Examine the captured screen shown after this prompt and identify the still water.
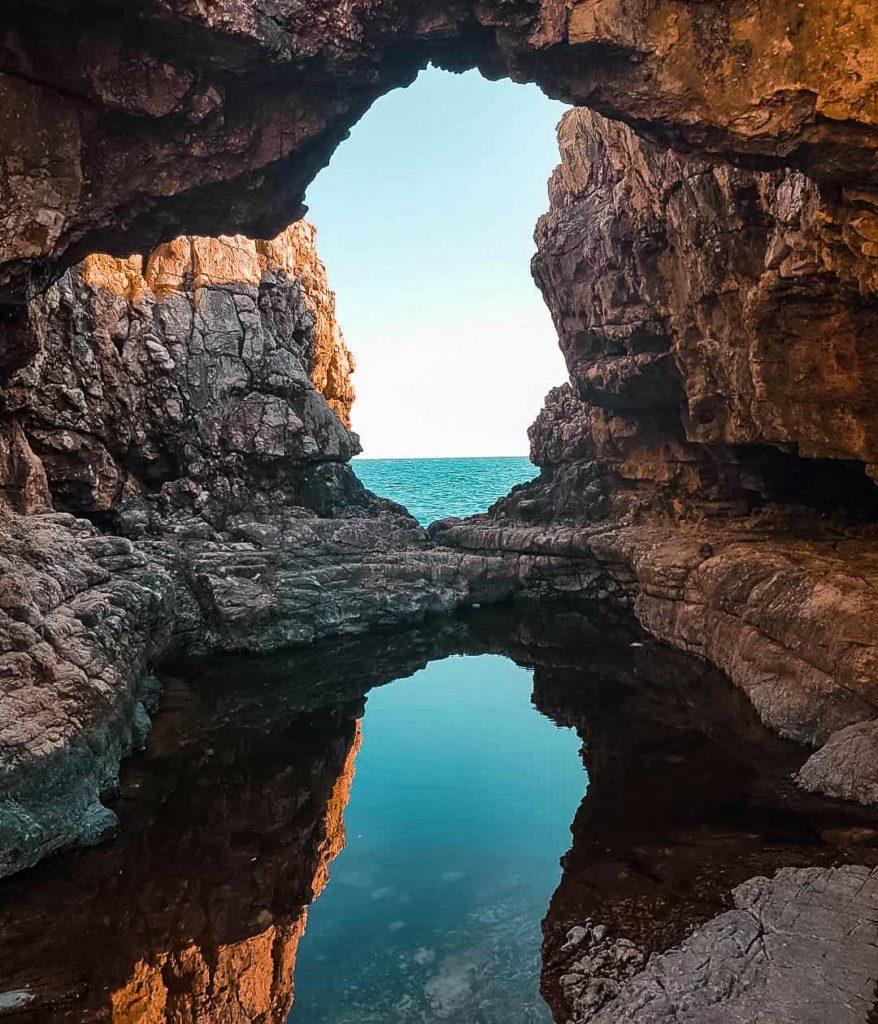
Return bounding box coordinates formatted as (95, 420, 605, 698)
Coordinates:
(291, 655, 585, 1023)
(353, 457, 539, 525)
(1, 603, 873, 1023)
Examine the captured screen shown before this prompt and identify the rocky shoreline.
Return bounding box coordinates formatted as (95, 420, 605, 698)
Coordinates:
(1, 603, 876, 1023)
(1, 3, 878, 1020)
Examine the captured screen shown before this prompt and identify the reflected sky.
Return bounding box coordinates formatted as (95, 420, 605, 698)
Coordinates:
(291, 654, 586, 1023)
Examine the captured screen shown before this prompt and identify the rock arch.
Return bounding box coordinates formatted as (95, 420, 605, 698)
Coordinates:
(2, 0, 878, 304)
(1, 0, 878, 893)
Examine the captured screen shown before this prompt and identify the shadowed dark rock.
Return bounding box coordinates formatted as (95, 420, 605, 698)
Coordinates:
(532, 604, 878, 1024)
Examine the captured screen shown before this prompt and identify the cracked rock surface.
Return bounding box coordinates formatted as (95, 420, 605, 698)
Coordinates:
(1, 30, 878, 1024)
(584, 866, 878, 1024)
(0, 224, 521, 877)
(0, 512, 173, 877)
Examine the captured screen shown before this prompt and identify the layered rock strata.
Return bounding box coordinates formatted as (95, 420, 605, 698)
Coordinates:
(0, 514, 173, 878)
(436, 106, 878, 810)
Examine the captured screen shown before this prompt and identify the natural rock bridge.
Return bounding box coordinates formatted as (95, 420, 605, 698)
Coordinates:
(1, 3, 878, 1022)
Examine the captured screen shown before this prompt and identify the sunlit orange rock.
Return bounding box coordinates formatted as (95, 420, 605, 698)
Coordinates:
(258, 223, 356, 429)
(77, 224, 355, 428)
(108, 721, 361, 1024)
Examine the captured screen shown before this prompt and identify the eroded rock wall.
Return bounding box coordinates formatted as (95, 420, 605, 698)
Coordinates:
(0, 514, 174, 878)
(3, 0, 878, 898)
(532, 108, 878, 499)
(0, 223, 358, 525)
(4, 0, 878, 308)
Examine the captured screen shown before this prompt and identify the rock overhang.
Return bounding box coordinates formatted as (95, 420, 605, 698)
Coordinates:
(3, 0, 878, 302)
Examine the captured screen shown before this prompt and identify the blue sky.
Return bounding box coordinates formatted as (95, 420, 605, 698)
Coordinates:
(304, 66, 568, 458)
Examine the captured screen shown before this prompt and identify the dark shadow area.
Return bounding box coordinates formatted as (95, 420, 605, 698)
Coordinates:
(537, 614, 878, 1019)
(733, 443, 878, 520)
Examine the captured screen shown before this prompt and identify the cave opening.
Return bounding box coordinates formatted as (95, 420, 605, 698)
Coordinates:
(2, 7, 878, 1024)
(6, 57, 877, 532)
(301, 65, 568, 521)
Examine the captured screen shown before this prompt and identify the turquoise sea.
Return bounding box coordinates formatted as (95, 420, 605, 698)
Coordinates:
(353, 456, 539, 526)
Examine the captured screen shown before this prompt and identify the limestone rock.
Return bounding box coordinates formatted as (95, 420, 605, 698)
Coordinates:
(798, 720, 878, 807)
(3, 0, 878, 909)
(257, 222, 355, 428)
(584, 865, 878, 1024)
(434, 518, 878, 749)
(0, 420, 51, 514)
(533, 108, 878, 484)
(0, 502, 524, 877)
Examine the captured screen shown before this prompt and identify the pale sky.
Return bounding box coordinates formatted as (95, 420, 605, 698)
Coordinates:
(304, 66, 569, 458)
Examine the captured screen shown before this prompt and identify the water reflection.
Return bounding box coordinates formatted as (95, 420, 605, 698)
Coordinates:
(0, 602, 876, 1024)
(0, 605, 591, 1022)
(291, 655, 584, 1022)
(0, 668, 365, 1023)
(533, 625, 878, 1021)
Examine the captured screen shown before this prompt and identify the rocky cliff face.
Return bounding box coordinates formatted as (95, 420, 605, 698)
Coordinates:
(0, 221, 367, 874)
(0, 223, 358, 524)
(3, 0, 878, 309)
(0, 223, 521, 878)
(434, 107, 878, 820)
(532, 108, 878, 503)
(459, 106, 878, 527)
